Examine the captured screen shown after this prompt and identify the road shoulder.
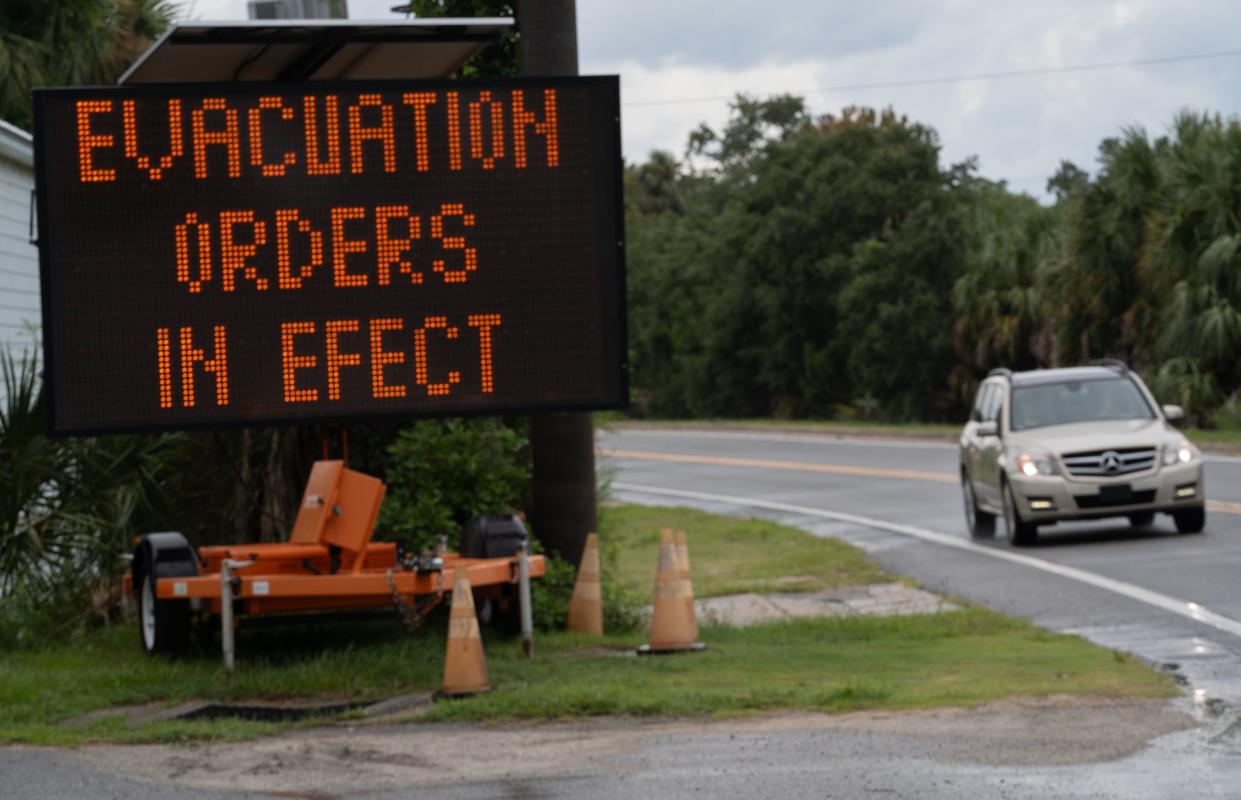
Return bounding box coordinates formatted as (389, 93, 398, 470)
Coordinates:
(54, 697, 1194, 794)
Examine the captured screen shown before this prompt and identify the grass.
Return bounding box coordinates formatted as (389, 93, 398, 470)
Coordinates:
(1183, 427, 1241, 450)
(423, 611, 1172, 722)
(0, 505, 1177, 745)
(601, 504, 888, 596)
(0, 620, 431, 745)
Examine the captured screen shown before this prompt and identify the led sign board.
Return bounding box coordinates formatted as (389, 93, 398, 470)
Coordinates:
(34, 76, 624, 435)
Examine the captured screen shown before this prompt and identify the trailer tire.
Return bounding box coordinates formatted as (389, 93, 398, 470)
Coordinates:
(139, 572, 192, 656)
(475, 589, 522, 636)
(132, 533, 199, 657)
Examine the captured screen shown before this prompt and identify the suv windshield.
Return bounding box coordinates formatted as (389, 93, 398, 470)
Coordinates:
(1010, 377, 1154, 431)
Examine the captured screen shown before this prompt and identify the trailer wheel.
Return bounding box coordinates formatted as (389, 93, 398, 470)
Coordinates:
(475, 589, 522, 636)
(132, 532, 199, 657)
(138, 572, 191, 656)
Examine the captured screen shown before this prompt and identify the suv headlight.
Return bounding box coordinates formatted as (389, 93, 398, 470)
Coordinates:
(1011, 447, 1059, 477)
(1162, 439, 1199, 466)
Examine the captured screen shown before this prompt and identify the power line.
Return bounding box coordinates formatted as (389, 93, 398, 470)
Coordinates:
(622, 48, 1241, 108)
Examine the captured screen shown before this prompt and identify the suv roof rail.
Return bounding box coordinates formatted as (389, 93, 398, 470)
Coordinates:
(987, 367, 1013, 380)
(1088, 358, 1129, 374)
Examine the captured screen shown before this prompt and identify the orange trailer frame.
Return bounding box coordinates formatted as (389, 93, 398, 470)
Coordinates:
(128, 460, 544, 667)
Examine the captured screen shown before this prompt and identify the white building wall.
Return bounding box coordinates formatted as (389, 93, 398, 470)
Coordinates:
(0, 122, 39, 357)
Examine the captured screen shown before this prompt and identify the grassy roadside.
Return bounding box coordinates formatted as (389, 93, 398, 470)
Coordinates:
(0, 505, 1176, 745)
(600, 504, 887, 597)
(599, 414, 1241, 452)
(1181, 427, 1241, 450)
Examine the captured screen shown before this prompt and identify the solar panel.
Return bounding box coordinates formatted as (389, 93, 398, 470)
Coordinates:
(119, 19, 513, 84)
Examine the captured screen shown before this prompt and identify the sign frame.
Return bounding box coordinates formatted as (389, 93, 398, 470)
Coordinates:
(33, 75, 628, 436)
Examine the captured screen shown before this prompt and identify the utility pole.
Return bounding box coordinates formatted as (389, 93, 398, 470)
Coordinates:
(519, 0, 597, 567)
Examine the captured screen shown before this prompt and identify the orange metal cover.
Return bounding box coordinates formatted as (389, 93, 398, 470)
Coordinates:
(320, 468, 386, 556)
(289, 460, 344, 544)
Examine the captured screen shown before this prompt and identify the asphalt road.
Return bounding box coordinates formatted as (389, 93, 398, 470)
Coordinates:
(599, 426, 1241, 706)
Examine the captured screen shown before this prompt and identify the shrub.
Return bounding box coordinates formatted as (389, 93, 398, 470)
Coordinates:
(1211, 394, 1241, 430)
(528, 541, 642, 634)
(378, 418, 530, 552)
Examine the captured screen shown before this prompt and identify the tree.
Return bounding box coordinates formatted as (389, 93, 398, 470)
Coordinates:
(403, 0, 519, 77)
(1144, 113, 1241, 421)
(628, 99, 972, 420)
(686, 93, 810, 174)
(950, 179, 1055, 402)
(1046, 160, 1088, 201)
(0, 0, 177, 130)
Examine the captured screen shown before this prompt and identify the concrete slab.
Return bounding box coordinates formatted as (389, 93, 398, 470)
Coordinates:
(692, 582, 956, 627)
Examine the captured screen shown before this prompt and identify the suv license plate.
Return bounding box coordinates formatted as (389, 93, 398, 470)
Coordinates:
(1099, 484, 1135, 504)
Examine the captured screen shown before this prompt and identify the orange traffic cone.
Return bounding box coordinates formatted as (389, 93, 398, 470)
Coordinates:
(675, 530, 698, 641)
(440, 565, 490, 697)
(566, 532, 603, 635)
(638, 528, 704, 654)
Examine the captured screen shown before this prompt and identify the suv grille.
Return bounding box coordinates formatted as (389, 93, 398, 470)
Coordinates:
(1075, 489, 1156, 509)
(1061, 447, 1157, 477)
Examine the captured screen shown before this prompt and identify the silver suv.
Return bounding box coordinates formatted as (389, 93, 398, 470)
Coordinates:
(960, 361, 1205, 545)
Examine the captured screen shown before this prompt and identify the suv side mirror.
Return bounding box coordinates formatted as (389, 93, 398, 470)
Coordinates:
(976, 420, 998, 437)
(1162, 404, 1185, 422)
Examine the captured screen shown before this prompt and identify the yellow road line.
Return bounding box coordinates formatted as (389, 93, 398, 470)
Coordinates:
(1207, 500, 1241, 515)
(604, 448, 1241, 516)
(602, 449, 958, 483)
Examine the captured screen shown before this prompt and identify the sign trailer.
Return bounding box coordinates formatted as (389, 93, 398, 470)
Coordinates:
(33, 74, 623, 662)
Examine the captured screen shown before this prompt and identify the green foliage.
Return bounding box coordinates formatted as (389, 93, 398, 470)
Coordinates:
(629, 101, 968, 420)
(528, 542, 642, 634)
(629, 99, 1241, 425)
(0, 348, 183, 644)
(379, 419, 530, 552)
(1210, 395, 1241, 431)
(403, 0, 518, 78)
(528, 551, 574, 630)
(0, 0, 178, 130)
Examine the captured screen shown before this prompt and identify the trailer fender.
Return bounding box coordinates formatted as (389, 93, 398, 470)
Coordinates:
(132, 532, 199, 589)
(460, 514, 529, 559)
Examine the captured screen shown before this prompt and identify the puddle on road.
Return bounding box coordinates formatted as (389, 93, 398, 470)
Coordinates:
(1067, 622, 1241, 760)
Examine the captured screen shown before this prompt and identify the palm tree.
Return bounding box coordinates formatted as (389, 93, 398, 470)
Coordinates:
(1046, 127, 1162, 367)
(0, 0, 178, 130)
(950, 179, 1054, 406)
(1145, 113, 1241, 421)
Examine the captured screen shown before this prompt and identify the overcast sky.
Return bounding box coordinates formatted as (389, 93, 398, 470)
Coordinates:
(183, 0, 1241, 199)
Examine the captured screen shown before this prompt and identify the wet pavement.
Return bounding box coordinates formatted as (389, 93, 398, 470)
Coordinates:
(4, 698, 1237, 799)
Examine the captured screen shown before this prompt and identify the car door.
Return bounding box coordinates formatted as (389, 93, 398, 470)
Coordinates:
(977, 383, 1006, 509)
(963, 383, 994, 500)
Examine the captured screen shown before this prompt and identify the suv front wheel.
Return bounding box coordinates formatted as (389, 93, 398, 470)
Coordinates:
(1173, 507, 1206, 534)
(1002, 481, 1039, 547)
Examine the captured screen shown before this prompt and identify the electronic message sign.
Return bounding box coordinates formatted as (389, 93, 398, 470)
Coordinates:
(33, 76, 624, 435)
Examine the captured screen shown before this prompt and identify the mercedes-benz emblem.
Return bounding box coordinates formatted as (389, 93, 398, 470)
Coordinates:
(1101, 451, 1122, 474)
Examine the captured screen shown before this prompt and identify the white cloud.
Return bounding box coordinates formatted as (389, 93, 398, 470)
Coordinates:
(164, 0, 1241, 198)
